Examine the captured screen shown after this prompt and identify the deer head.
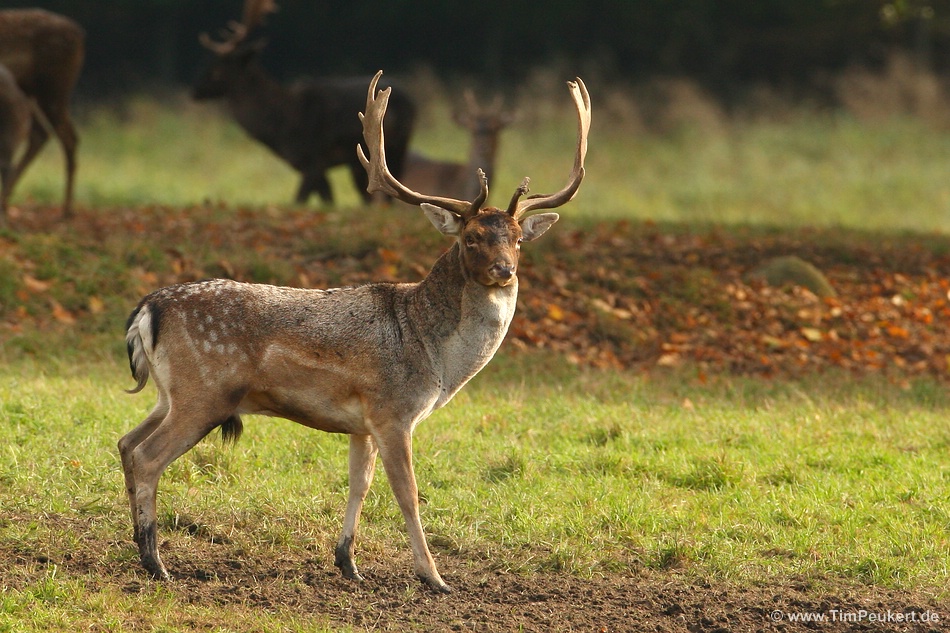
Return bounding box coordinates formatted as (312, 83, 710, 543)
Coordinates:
(194, 0, 277, 99)
(358, 71, 590, 287)
(453, 91, 516, 141)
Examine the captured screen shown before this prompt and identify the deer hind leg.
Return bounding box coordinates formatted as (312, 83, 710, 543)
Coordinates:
(334, 434, 378, 580)
(1, 164, 13, 218)
(50, 112, 79, 217)
(126, 402, 231, 580)
(118, 394, 170, 543)
(7, 121, 49, 199)
(375, 429, 451, 593)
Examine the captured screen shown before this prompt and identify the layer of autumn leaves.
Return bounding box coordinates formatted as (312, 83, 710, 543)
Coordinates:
(2, 205, 949, 382)
(515, 221, 950, 381)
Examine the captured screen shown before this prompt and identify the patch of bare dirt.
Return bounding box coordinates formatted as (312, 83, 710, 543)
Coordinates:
(3, 516, 947, 632)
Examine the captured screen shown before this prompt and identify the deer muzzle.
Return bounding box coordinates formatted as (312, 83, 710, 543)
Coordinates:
(489, 261, 516, 285)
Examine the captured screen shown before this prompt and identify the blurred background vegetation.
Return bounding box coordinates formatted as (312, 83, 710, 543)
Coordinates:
(6, 0, 950, 230)
(4, 0, 950, 100)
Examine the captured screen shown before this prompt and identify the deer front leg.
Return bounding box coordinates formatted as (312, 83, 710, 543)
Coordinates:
(376, 430, 451, 594)
(52, 114, 79, 217)
(8, 123, 49, 198)
(296, 170, 332, 204)
(335, 434, 378, 581)
(1, 165, 13, 218)
(348, 160, 373, 203)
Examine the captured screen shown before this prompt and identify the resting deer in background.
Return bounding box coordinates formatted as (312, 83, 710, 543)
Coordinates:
(403, 91, 515, 201)
(0, 64, 31, 220)
(119, 70, 590, 593)
(0, 9, 84, 218)
(193, 0, 416, 205)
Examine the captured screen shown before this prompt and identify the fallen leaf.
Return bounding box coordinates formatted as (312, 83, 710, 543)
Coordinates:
(800, 327, 823, 342)
(22, 274, 52, 293)
(50, 299, 76, 325)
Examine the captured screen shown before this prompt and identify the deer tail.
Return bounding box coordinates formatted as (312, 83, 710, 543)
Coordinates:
(125, 304, 152, 394)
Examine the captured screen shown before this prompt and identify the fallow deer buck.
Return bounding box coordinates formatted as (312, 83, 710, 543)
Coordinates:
(0, 64, 31, 219)
(119, 71, 590, 593)
(193, 0, 415, 204)
(0, 9, 84, 218)
(402, 91, 515, 201)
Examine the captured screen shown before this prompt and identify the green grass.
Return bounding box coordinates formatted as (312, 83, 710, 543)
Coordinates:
(1, 357, 948, 630)
(10, 90, 950, 233)
(4, 89, 950, 629)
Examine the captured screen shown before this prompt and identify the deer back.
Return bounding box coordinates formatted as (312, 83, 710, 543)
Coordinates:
(130, 237, 517, 430)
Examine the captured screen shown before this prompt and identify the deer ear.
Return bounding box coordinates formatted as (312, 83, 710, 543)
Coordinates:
(421, 203, 464, 236)
(520, 213, 559, 242)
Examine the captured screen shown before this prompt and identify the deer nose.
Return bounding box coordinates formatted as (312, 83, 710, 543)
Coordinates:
(490, 262, 515, 281)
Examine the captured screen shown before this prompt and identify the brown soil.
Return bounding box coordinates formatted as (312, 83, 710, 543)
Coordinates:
(4, 517, 947, 632)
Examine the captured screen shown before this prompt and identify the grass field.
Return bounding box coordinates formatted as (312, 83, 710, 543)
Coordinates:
(11, 79, 950, 233)
(2, 82, 950, 630)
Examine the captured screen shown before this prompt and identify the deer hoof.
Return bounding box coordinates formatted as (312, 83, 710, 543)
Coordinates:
(339, 565, 365, 582)
(137, 524, 170, 580)
(334, 540, 365, 581)
(141, 557, 171, 581)
(420, 575, 453, 594)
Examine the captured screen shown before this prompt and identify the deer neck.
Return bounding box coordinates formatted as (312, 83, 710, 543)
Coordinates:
(226, 66, 292, 151)
(408, 243, 517, 407)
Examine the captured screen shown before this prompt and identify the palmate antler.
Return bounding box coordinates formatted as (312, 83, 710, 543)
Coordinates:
(358, 71, 590, 220)
(507, 78, 590, 219)
(199, 0, 278, 54)
(358, 72, 487, 220)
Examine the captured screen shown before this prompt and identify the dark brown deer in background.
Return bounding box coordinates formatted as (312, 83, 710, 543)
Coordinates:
(402, 91, 515, 201)
(0, 63, 31, 221)
(119, 71, 589, 593)
(0, 9, 84, 218)
(193, 0, 416, 205)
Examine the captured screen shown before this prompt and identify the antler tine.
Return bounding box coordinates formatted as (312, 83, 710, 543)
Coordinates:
(199, 31, 235, 54)
(453, 89, 478, 128)
(511, 78, 590, 219)
(462, 89, 479, 112)
(358, 71, 484, 218)
(489, 94, 504, 115)
(200, 0, 275, 53)
(242, 0, 278, 32)
(505, 178, 531, 215)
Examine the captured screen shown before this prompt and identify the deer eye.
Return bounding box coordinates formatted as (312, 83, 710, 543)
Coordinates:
(465, 235, 479, 248)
